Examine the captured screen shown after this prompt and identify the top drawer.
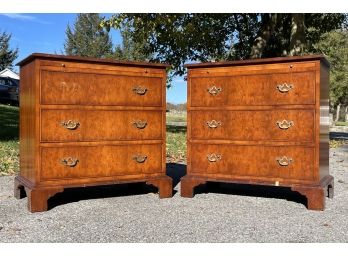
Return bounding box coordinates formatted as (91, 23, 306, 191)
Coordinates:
(190, 71, 316, 107)
(40, 68, 163, 106)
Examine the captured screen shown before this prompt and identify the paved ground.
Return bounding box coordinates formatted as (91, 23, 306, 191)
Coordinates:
(0, 146, 348, 243)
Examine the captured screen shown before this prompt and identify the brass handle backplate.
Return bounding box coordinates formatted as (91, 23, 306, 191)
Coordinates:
(60, 120, 80, 130)
(60, 157, 79, 167)
(276, 83, 293, 93)
(207, 153, 222, 162)
(276, 156, 293, 166)
(276, 120, 294, 130)
(133, 86, 148, 95)
(133, 155, 147, 163)
(207, 86, 222, 96)
(132, 120, 147, 129)
(206, 120, 222, 128)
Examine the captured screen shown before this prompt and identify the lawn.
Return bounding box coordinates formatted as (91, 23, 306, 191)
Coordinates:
(166, 112, 187, 162)
(166, 112, 187, 123)
(335, 121, 348, 126)
(166, 125, 187, 163)
(0, 104, 19, 175)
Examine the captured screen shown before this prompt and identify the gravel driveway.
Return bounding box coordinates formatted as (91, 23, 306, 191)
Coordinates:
(1, 146, 347, 243)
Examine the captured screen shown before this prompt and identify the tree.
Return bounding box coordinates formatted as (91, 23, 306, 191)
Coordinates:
(314, 29, 348, 120)
(64, 14, 113, 58)
(0, 31, 19, 70)
(101, 13, 347, 79)
(113, 23, 151, 61)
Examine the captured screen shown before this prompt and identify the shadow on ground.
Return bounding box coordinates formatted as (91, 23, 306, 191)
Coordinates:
(46, 163, 187, 210)
(45, 162, 307, 210)
(167, 163, 307, 207)
(195, 182, 307, 207)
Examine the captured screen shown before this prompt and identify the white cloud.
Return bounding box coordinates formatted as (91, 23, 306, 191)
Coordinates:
(2, 13, 36, 20)
(1, 13, 51, 24)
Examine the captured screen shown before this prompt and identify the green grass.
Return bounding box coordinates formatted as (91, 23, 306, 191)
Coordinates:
(335, 121, 348, 126)
(0, 104, 19, 176)
(166, 125, 187, 163)
(166, 112, 187, 123)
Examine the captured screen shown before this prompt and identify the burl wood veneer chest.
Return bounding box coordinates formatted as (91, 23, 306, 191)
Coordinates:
(15, 53, 172, 212)
(181, 55, 333, 210)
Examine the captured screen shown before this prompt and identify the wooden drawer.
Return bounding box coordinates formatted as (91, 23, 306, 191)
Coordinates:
(40, 69, 163, 106)
(40, 144, 162, 180)
(41, 109, 163, 142)
(191, 109, 314, 142)
(190, 144, 315, 181)
(190, 71, 315, 107)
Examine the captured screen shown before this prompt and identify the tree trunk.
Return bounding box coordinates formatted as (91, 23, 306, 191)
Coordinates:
(289, 14, 306, 56)
(345, 106, 348, 122)
(250, 14, 278, 58)
(335, 103, 341, 122)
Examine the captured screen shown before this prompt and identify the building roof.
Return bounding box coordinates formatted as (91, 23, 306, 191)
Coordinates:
(0, 68, 19, 80)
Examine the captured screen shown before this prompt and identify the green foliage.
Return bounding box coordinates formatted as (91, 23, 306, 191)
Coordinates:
(314, 29, 348, 108)
(64, 14, 113, 58)
(0, 31, 19, 70)
(101, 13, 347, 82)
(112, 23, 151, 61)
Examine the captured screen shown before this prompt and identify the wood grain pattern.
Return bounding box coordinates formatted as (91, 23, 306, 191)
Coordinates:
(182, 56, 332, 211)
(190, 71, 315, 107)
(40, 69, 162, 106)
(17, 53, 170, 68)
(40, 144, 163, 180)
(15, 53, 172, 212)
(41, 109, 163, 142)
(190, 109, 314, 142)
(184, 54, 330, 68)
(19, 60, 39, 184)
(190, 144, 315, 181)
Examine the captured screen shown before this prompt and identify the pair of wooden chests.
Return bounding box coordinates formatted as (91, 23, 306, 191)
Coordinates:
(14, 53, 333, 212)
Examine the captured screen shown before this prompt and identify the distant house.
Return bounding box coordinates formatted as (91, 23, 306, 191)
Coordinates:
(0, 68, 19, 80)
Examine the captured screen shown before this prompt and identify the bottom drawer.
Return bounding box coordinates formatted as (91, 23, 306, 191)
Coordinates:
(40, 144, 163, 180)
(190, 144, 315, 182)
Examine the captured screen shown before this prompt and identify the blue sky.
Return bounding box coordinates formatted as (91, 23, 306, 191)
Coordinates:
(0, 13, 186, 104)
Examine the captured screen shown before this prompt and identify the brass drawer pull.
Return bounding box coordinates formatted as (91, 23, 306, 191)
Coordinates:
(133, 155, 147, 163)
(207, 86, 222, 96)
(60, 120, 80, 130)
(206, 120, 222, 128)
(207, 153, 222, 162)
(276, 120, 294, 130)
(133, 86, 148, 95)
(276, 83, 293, 93)
(132, 120, 147, 129)
(276, 156, 293, 166)
(60, 157, 79, 167)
